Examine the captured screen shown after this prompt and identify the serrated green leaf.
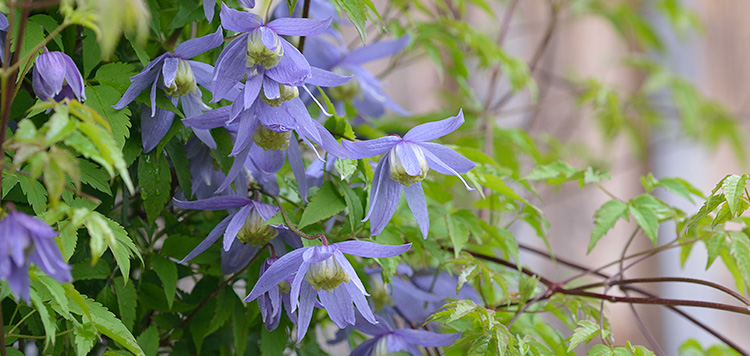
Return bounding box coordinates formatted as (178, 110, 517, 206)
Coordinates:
(447, 213, 470, 258)
(138, 152, 173, 225)
(85, 85, 132, 149)
(74, 321, 97, 356)
(72, 260, 111, 280)
(69, 295, 146, 356)
(166, 139, 192, 200)
(568, 320, 601, 352)
(107, 217, 141, 280)
(79, 159, 112, 195)
(728, 231, 750, 292)
(33, 273, 71, 319)
(722, 174, 747, 216)
(137, 325, 159, 356)
(29, 287, 56, 348)
(630, 195, 662, 245)
(298, 181, 346, 229)
(589, 200, 629, 252)
(334, 158, 358, 182)
(95, 62, 137, 93)
(340, 183, 363, 232)
(18, 174, 47, 213)
(151, 255, 177, 310)
(114, 276, 137, 331)
(331, 0, 375, 42)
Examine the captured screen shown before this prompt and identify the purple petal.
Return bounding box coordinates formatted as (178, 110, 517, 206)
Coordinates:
(221, 239, 259, 274)
(250, 201, 279, 221)
(243, 74, 264, 109)
(266, 39, 311, 86)
(219, 3, 263, 32)
(188, 60, 213, 89)
(174, 26, 224, 59)
(334, 251, 367, 295)
(250, 144, 285, 173)
(421, 148, 474, 191)
(215, 144, 251, 194)
(212, 34, 250, 101)
(245, 248, 308, 301)
(394, 142, 424, 176)
(61, 53, 85, 100)
(342, 136, 400, 159)
(203, 0, 215, 22)
(182, 106, 231, 129)
(266, 17, 332, 37)
(336, 241, 411, 258)
(231, 108, 259, 156)
(223, 204, 252, 251)
(403, 109, 464, 142)
(179, 214, 232, 263)
(113, 68, 159, 109)
(313, 120, 346, 158)
(345, 282, 377, 324)
(363, 158, 402, 236)
(319, 288, 354, 328)
(343, 36, 410, 65)
(149, 70, 160, 116)
(350, 338, 378, 356)
(173, 196, 252, 210)
(262, 75, 281, 99)
(403, 183, 428, 239)
(418, 142, 476, 174)
(162, 57, 179, 88)
(296, 282, 318, 342)
(141, 107, 175, 153)
(394, 329, 461, 347)
(306, 67, 352, 87)
(238, 0, 255, 8)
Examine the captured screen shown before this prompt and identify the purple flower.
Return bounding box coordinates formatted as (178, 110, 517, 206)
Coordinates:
(256, 256, 298, 331)
(245, 241, 411, 341)
(212, 4, 331, 103)
(273, 0, 339, 22)
(342, 110, 476, 238)
(204, 0, 255, 22)
(0, 13, 8, 64)
(113, 27, 224, 152)
(32, 51, 86, 102)
(351, 313, 461, 356)
(0, 211, 72, 302)
(305, 35, 410, 119)
(172, 196, 295, 271)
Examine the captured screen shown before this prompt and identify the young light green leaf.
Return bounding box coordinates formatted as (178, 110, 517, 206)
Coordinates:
(298, 181, 346, 229)
(340, 183, 364, 232)
(728, 231, 750, 292)
(629, 195, 663, 245)
(568, 320, 601, 352)
(722, 174, 748, 216)
(74, 321, 97, 356)
(70, 296, 146, 356)
(447, 214, 470, 258)
(589, 200, 629, 253)
(18, 174, 48, 214)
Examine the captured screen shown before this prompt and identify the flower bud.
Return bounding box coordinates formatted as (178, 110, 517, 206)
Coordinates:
(305, 257, 351, 292)
(260, 84, 299, 107)
(164, 59, 197, 97)
(246, 29, 284, 69)
(388, 145, 429, 186)
(253, 126, 292, 151)
(370, 276, 390, 312)
(236, 209, 278, 245)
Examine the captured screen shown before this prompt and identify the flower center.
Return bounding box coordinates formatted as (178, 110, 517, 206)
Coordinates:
(253, 126, 292, 151)
(164, 59, 197, 97)
(370, 277, 390, 312)
(236, 209, 278, 246)
(246, 29, 284, 69)
(305, 256, 351, 292)
(260, 84, 299, 107)
(278, 280, 291, 294)
(372, 337, 389, 356)
(388, 145, 429, 186)
(328, 70, 360, 102)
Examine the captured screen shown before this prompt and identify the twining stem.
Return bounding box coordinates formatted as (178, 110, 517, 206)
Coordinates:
(268, 194, 327, 244)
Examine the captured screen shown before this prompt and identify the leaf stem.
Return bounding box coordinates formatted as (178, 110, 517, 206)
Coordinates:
(267, 193, 326, 243)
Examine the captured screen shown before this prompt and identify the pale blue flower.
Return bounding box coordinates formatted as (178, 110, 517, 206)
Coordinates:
(32, 51, 86, 102)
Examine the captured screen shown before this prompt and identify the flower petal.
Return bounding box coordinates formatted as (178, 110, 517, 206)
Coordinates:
(403, 182, 429, 239)
(245, 248, 308, 302)
(307, 66, 352, 87)
(212, 34, 249, 101)
(345, 282, 377, 324)
(179, 214, 232, 263)
(334, 251, 367, 295)
(394, 142, 424, 176)
(394, 329, 462, 347)
(231, 107, 259, 156)
(219, 3, 263, 32)
(421, 147, 475, 190)
(250, 144, 285, 173)
(113, 69, 159, 109)
(295, 282, 318, 342)
(319, 288, 354, 328)
(162, 57, 179, 88)
(403, 109, 464, 142)
(182, 106, 231, 129)
(266, 39, 311, 86)
(174, 26, 224, 59)
(263, 75, 280, 99)
(172, 196, 252, 210)
(223, 203, 252, 251)
(141, 107, 175, 153)
(188, 60, 213, 89)
(364, 158, 402, 236)
(221, 239, 259, 274)
(203, 0, 215, 22)
(343, 36, 410, 65)
(266, 17, 332, 37)
(342, 136, 400, 159)
(350, 338, 378, 356)
(418, 142, 476, 174)
(336, 241, 411, 258)
(287, 136, 310, 201)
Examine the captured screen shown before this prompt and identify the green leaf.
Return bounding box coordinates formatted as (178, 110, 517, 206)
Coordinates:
(18, 174, 47, 213)
(260, 320, 287, 355)
(137, 326, 159, 356)
(74, 322, 97, 356)
(95, 62, 137, 93)
(138, 151, 173, 225)
(722, 174, 748, 216)
(340, 183, 364, 232)
(69, 295, 146, 356)
(82, 28, 101, 78)
(72, 260, 111, 280)
(151, 255, 178, 310)
(298, 181, 346, 229)
(335, 158, 358, 182)
(728, 231, 750, 292)
(29, 288, 56, 348)
(331, 0, 375, 42)
(85, 85, 132, 149)
(107, 217, 141, 280)
(168, 0, 205, 29)
(629, 195, 664, 245)
(113, 276, 138, 331)
(166, 139, 192, 199)
(568, 320, 601, 352)
(29, 15, 64, 50)
(79, 159, 112, 195)
(589, 200, 629, 252)
(447, 214, 470, 258)
(33, 273, 71, 319)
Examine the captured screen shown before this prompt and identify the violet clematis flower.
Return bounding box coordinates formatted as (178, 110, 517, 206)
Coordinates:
(212, 4, 331, 104)
(256, 256, 298, 331)
(113, 27, 224, 152)
(0, 211, 72, 302)
(342, 110, 476, 238)
(32, 51, 86, 102)
(0, 13, 8, 64)
(245, 241, 411, 341)
(204, 0, 255, 22)
(273, 0, 339, 23)
(351, 313, 461, 356)
(172, 195, 293, 270)
(304, 35, 410, 120)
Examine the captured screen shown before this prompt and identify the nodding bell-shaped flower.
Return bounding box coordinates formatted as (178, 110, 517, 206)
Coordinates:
(343, 110, 477, 239)
(253, 126, 292, 151)
(246, 28, 284, 69)
(349, 312, 462, 356)
(32, 51, 86, 102)
(388, 144, 429, 186)
(245, 241, 411, 342)
(260, 83, 299, 107)
(236, 207, 278, 246)
(164, 59, 198, 97)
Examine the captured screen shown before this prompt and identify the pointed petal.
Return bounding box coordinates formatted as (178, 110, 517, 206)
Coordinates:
(219, 3, 263, 32)
(287, 137, 310, 201)
(61, 53, 85, 100)
(421, 147, 474, 191)
(334, 251, 367, 295)
(403, 183, 429, 238)
(238, 0, 256, 8)
(179, 215, 232, 263)
(319, 288, 353, 328)
(231, 108, 259, 156)
(113, 69, 159, 109)
(212, 35, 250, 101)
(266, 40, 311, 86)
(335, 241, 411, 258)
(182, 106, 230, 129)
(306, 66, 352, 87)
(263, 75, 281, 99)
(250, 144, 285, 173)
(188, 60, 214, 89)
(394, 142, 424, 176)
(364, 158, 402, 236)
(418, 142, 476, 174)
(162, 57, 179, 88)
(342, 136, 400, 159)
(266, 17, 332, 36)
(172, 196, 252, 210)
(296, 282, 318, 342)
(223, 204, 251, 251)
(215, 144, 251, 193)
(141, 107, 175, 153)
(346, 282, 377, 324)
(403, 109, 464, 142)
(244, 73, 264, 108)
(394, 329, 461, 347)
(203, 0, 215, 22)
(245, 248, 308, 301)
(174, 26, 224, 59)
(221, 239, 259, 274)
(350, 338, 378, 356)
(312, 120, 346, 158)
(344, 36, 410, 65)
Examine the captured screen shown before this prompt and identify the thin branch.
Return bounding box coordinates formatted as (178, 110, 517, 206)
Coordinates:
(297, 0, 312, 53)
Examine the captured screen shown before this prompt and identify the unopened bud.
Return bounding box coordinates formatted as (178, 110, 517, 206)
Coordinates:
(253, 126, 292, 151)
(246, 29, 284, 69)
(164, 59, 197, 97)
(305, 257, 351, 292)
(370, 277, 390, 312)
(236, 209, 278, 245)
(389, 146, 429, 186)
(260, 84, 299, 107)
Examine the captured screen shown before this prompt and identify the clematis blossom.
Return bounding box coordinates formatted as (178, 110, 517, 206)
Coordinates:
(0, 13, 8, 64)
(343, 110, 477, 238)
(245, 241, 411, 341)
(113, 27, 224, 152)
(204, 0, 255, 22)
(32, 50, 86, 102)
(350, 313, 461, 356)
(0, 211, 72, 302)
(256, 257, 298, 331)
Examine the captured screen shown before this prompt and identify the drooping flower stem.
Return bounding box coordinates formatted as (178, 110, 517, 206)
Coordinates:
(268, 194, 326, 243)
